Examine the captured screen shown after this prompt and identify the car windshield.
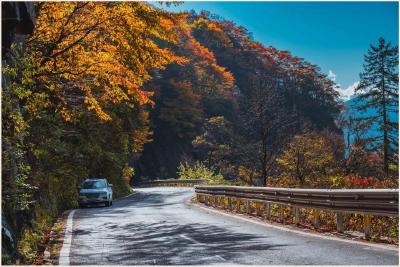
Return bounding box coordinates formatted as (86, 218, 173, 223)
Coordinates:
(82, 180, 106, 189)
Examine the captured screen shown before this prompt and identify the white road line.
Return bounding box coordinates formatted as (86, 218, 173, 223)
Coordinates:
(59, 210, 75, 265)
(179, 234, 202, 245)
(190, 202, 399, 252)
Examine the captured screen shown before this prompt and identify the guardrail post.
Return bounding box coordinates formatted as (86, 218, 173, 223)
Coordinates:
(212, 196, 217, 207)
(255, 202, 261, 217)
(228, 197, 232, 210)
(246, 200, 251, 215)
(313, 209, 320, 228)
(294, 207, 300, 224)
(263, 202, 270, 220)
(279, 205, 285, 223)
(236, 198, 241, 213)
(336, 212, 344, 233)
(363, 215, 372, 239)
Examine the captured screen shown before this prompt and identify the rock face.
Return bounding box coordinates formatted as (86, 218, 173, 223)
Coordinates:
(2, 2, 36, 57)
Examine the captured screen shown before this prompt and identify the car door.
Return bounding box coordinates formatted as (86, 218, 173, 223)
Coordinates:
(108, 183, 113, 200)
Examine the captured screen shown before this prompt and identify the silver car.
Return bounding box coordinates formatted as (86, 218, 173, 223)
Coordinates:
(78, 178, 113, 208)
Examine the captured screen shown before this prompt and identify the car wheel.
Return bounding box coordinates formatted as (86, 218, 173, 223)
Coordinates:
(110, 201, 113, 206)
(105, 201, 110, 207)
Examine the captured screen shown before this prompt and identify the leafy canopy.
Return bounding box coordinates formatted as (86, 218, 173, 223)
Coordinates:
(29, 2, 187, 121)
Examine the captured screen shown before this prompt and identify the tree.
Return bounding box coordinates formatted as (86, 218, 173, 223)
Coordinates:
(2, 3, 192, 263)
(29, 2, 187, 121)
(276, 132, 338, 187)
(192, 116, 234, 175)
(134, 17, 236, 180)
(355, 37, 398, 176)
(238, 76, 295, 186)
(188, 12, 341, 186)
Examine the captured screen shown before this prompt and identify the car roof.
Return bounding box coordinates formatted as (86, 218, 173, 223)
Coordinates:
(84, 178, 107, 182)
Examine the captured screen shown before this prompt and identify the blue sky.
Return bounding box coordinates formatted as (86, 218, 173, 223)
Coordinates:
(156, 1, 398, 100)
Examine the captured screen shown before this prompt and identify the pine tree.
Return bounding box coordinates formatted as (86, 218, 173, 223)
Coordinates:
(355, 37, 399, 176)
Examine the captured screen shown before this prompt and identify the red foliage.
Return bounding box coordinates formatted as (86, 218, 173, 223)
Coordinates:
(344, 176, 383, 189)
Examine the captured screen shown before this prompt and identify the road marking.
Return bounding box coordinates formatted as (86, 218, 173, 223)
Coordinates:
(59, 210, 75, 265)
(213, 255, 226, 261)
(190, 202, 399, 252)
(179, 234, 202, 245)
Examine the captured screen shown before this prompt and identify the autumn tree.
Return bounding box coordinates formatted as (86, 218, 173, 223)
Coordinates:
(191, 12, 340, 131)
(134, 15, 236, 180)
(2, 3, 193, 263)
(186, 12, 341, 186)
(355, 37, 399, 176)
(276, 132, 338, 187)
(29, 2, 187, 121)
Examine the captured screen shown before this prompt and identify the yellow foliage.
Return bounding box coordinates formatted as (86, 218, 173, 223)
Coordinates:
(276, 132, 337, 187)
(29, 2, 188, 120)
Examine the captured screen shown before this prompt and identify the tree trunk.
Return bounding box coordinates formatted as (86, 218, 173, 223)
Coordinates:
(381, 56, 389, 176)
(262, 138, 268, 187)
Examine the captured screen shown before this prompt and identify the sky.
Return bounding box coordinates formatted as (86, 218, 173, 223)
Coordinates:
(156, 1, 399, 100)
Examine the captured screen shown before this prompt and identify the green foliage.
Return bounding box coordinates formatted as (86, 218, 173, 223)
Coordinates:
(122, 166, 135, 188)
(17, 207, 54, 264)
(2, 44, 38, 211)
(157, 80, 203, 140)
(177, 161, 226, 185)
(3, 5, 398, 262)
(192, 116, 235, 177)
(355, 37, 398, 176)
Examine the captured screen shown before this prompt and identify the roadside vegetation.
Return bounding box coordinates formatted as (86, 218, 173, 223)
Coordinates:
(2, 2, 398, 264)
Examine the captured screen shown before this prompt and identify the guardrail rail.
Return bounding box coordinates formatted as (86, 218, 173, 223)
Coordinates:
(137, 179, 208, 187)
(195, 185, 399, 239)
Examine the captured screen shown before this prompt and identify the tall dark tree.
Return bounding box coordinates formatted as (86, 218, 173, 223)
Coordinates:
(355, 37, 399, 176)
(238, 76, 296, 186)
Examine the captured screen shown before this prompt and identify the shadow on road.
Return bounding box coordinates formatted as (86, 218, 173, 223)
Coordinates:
(71, 220, 287, 265)
(71, 189, 289, 264)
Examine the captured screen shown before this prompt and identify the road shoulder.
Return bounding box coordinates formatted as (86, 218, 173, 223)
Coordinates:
(187, 198, 399, 252)
(43, 210, 70, 265)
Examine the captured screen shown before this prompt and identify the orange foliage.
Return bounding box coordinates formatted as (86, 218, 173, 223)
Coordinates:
(29, 2, 187, 121)
(180, 23, 235, 93)
(343, 176, 398, 189)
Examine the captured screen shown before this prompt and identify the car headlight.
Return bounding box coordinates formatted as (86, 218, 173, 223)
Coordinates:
(100, 192, 107, 197)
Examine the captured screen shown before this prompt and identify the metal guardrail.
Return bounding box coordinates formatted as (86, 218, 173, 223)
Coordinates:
(195, 185, 399, 238)
(137, 179, 208, 187)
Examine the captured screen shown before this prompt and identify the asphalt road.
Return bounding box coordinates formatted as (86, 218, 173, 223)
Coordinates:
(68, 187, 398, 265)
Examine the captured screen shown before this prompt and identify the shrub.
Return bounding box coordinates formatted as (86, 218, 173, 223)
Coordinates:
(177, 161, 226, 185)
(17, 207, 54, 264)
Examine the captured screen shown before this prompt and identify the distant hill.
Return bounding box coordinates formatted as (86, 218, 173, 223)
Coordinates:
(342, 96, 398, 149)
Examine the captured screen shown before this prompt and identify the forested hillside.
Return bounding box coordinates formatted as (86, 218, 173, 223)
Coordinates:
(2, 2, 398, 264)
(135, 11, 342, 185)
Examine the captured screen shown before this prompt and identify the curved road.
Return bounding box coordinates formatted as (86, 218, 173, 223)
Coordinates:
(66, 187, 398, 265)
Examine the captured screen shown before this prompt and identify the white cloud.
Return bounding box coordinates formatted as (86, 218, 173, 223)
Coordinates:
(328, 70, 336, 82)
(326, 69, 358, 100)
(337, 81, 359, 101)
